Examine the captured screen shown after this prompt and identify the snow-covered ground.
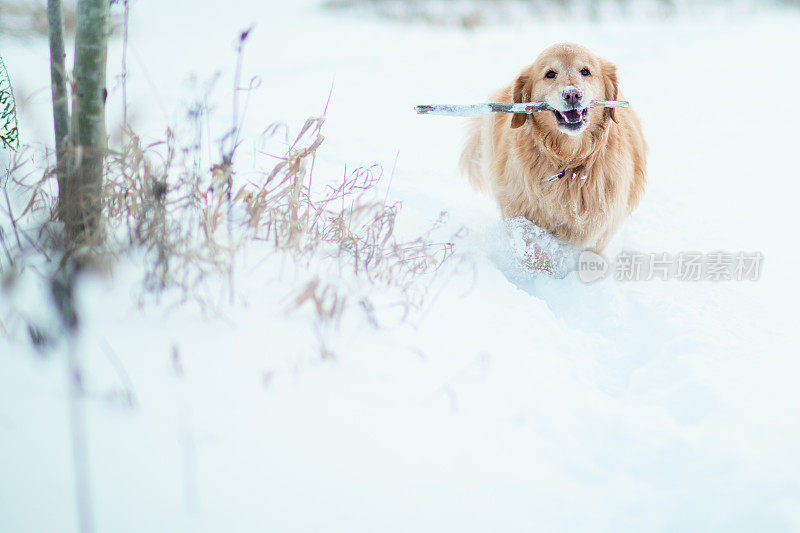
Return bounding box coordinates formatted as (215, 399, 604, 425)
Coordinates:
(3, 1, 800, 531)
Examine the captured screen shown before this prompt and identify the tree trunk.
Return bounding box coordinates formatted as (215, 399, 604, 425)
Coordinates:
(46, 0, 70, 219)
(66, 0, 109, 242)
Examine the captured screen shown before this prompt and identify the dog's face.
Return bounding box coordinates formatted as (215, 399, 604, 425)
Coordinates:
(511, 43, 618, 136)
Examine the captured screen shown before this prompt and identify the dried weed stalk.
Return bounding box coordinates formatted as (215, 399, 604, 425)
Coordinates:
(2, 104, 457, 339)
(101, 111, 457, 320)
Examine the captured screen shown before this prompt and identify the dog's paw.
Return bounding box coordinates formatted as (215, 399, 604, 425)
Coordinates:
(504, 217, 577, 279)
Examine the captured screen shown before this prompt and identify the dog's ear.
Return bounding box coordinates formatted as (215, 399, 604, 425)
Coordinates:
(602, 59, 619, 123)
(510, 73, 530, 129)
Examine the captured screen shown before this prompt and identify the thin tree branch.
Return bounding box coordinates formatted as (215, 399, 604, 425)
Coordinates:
(47, 0, 71, 217)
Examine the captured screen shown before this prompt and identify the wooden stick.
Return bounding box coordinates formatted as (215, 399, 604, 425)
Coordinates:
(414, 100, 628, 117)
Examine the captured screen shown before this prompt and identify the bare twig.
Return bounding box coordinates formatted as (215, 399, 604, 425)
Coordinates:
(414, 100, 629, 117)
(3, 187, 22, 248)
(121, 0, 129, 130)
(100, 341, 137, 408)
(47, 0, 70, 211)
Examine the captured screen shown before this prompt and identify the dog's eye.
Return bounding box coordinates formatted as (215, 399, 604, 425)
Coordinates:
(580, 68, 591, 76)
(545, 70, 557, 79)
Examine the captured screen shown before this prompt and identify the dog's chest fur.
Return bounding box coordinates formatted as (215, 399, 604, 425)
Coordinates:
(498, 147, 630, 247)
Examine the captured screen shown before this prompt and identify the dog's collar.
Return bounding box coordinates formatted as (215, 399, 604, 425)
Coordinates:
(545, 170, 588, 182)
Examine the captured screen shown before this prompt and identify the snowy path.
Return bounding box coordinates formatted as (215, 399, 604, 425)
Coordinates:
(2, 1, 800, 531)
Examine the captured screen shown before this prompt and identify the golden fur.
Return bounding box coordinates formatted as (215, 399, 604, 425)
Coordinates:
(460, 43, 647, 252)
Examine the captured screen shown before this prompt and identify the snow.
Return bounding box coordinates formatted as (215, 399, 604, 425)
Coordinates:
(2, 1, 800, 532)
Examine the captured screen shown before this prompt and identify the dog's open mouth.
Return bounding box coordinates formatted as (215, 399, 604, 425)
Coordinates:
(553, 108, 589, 131)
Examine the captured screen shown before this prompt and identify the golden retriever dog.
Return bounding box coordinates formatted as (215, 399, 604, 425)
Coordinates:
(460, 43, 646, 254)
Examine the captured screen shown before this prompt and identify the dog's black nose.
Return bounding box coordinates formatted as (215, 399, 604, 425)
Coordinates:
(562, 87, 583, 106)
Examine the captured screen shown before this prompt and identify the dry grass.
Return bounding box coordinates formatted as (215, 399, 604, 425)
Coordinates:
(0, 104, 459, 345)
(1, 18, 458, 349)
(102, 106, 457, 314)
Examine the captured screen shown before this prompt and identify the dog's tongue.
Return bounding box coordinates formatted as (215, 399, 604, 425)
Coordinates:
(562, 109, 582, 124)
